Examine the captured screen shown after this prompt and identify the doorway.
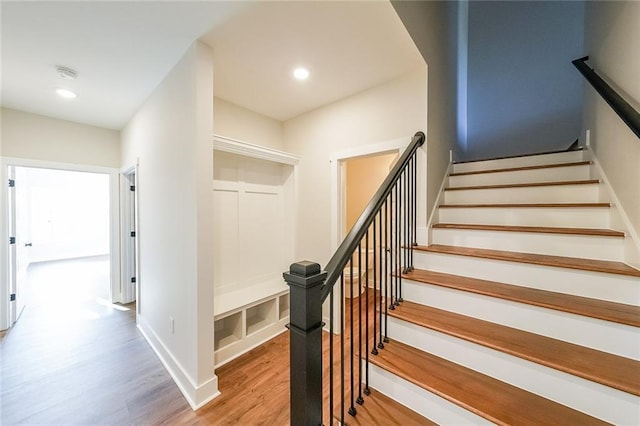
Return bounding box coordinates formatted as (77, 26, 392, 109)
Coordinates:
(5, 166, 113, 327)
(343, 152, 398, 237)
(340, 152, 398, 297)
(120, 168, 137, 308)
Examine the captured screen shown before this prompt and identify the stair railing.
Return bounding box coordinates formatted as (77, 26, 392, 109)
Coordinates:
(283, 131, 425, 425)
(572, 56, 640, 140)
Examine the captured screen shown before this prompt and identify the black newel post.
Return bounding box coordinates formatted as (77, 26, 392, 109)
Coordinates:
(283, 261, 327, 426)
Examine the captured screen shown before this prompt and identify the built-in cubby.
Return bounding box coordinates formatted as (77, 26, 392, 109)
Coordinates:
(213, 287, 290, 367)
(212, 136, 298, 367)
(278, 294, 290, 320)
(214, 311, 242, 349)
(246, 299, 277, 335)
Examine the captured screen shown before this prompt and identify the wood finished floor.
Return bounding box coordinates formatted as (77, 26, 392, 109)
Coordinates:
(1, 259, 409, 425)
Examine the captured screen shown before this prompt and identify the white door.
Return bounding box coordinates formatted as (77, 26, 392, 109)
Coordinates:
(8, 166, 29, 325)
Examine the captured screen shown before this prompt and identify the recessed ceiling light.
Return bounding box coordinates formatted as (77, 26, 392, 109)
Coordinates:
(56, 88, 77, 99)
(293, 67, 310, 81)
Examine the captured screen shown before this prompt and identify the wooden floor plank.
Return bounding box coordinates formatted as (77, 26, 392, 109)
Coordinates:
(445, 179, 599, 191)
(416, 244, 640, 277)
(450, 161, 592, 176)
(432, 223, 624, 237)
(401, 269, 640, 327)
(439, 202, 611, 208)
(371, 339, 608, 426)
(390, 301, 640, 396)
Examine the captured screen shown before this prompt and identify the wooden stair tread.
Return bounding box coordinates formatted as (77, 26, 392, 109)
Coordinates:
(432, 223, 624, 237)
(445, 179, 599, 191)
(401, 269, 640, 327)
(389, 301, 640, 396)
(416, 244, 640, 277)
(439, 202, 611, 208)
(450, 161, 591, 176)
(336, 387, 435, 426)
(371, 339, 607, 425)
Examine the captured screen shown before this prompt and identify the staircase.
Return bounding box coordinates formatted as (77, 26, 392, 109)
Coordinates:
(363, 149, 640, 424)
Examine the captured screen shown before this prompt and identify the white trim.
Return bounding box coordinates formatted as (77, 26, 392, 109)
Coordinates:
(213, 134, 299, 165)
(426, 161, 452, 245)
(120, 164, 138, 305)
(0, 163, 10, 330)
(587, 148, 640, 268)
(137, 316, 220, 410)
(0, 156, 121, 329)
(1, 157, 117, 174)
(329, 137, 410, 165)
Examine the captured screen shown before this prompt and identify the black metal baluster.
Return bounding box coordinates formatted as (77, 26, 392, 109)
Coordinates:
(395, 181, 401, 307)
(405, 164, 409, 274)
(356, 243, 364, 406)
(403, 168, 407, 275)
(409, 156, 412, 270)
(372, 214, 379, 356)
(329, 286, 334, 425)
(349, 255, 356, 416)
(384, 198, 389, 343)
(364, 231, 370, 396)
(379, 200, 387, 348)
(412, 154, 417, 269)
(389, 186, 395, 311)
(340, 272, 345, 425)
(411, 155, 414, 264)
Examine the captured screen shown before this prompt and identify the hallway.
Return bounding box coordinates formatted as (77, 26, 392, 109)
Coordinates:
(0, 257, 190, 424)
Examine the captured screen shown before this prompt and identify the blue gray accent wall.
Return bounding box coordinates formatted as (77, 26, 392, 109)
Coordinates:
(462, 1, 585, 161)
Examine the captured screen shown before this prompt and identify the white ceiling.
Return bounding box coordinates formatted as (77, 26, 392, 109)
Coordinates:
(1, 1, 424, 130)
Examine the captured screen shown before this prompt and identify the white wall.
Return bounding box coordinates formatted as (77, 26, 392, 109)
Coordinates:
(391, 1, 459, 226)
(583, 1, 640, 244)
(1, 108, 120, 167)
(121, 41, 217, 408)
(214, 98, 284, 150)
(283, 69, 427, 266)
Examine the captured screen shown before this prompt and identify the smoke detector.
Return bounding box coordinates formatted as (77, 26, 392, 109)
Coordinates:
(56, 66, 78, 80)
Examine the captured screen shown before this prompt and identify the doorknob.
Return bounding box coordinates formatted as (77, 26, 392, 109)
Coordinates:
(24, 243, 32, 247)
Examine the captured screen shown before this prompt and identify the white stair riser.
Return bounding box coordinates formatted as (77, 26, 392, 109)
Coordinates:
(444, 184, 600, 204)
(453, 150, 585, 174)
(438, 206, 610, 228)
(388, 318, 640, 425)
(431, 228, 624, 262)
(412, 251, 640, 305)
(449, 164, 591, 187)
(367, 363, 492, 425)
(401, 280, 640, 360)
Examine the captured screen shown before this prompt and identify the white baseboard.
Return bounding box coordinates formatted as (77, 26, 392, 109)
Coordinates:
(587, 147, 640, 268)
(137, 315, 220, 410)
(426, 162, 452, 244)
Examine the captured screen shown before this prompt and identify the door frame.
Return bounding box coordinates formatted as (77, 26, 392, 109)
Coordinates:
(120, 164, 139, 309)
(0, 157, 120, 330)
(329, 137, 409, 254)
